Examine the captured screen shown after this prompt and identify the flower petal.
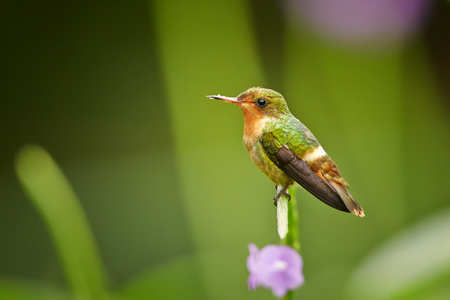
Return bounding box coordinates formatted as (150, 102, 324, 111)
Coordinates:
(271, 282, 288, 298)
(247, 244, 260, 274)
(248, 274, 258, 290)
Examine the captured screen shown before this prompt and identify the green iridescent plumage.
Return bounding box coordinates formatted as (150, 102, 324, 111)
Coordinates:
(261, 117, 320, 162)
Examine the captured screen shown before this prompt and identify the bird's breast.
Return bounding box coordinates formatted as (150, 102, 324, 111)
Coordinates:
(246, 141, 293, 188)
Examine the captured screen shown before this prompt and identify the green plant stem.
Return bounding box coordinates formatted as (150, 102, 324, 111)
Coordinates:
(285, 188, 300, 251)
(283, 187, 300, 300)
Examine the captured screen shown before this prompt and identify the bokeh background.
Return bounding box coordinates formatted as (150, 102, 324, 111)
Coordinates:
(1, 1, 450, 299)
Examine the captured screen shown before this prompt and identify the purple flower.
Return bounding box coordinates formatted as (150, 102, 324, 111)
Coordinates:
(247, 244, 304, 297)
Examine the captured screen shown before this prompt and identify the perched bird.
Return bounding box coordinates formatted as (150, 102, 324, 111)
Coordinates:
(208, 87, 364, 217)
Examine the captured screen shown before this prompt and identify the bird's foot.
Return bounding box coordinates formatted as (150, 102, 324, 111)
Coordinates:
(273, 186, 291, 206)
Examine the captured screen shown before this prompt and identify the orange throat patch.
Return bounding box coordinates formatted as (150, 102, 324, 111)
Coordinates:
(240, 104, 268, 150)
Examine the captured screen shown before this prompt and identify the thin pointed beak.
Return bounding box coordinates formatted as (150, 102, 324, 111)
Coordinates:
(206, 94, 240, 104)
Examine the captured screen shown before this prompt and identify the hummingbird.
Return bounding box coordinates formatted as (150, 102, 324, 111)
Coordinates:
(207, 87, 364, 217)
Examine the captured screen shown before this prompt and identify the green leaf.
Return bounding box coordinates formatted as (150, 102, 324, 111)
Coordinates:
(15, 145, 110, 300)
(346, 208, 450, 300)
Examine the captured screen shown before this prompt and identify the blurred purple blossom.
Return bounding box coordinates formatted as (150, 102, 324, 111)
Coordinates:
(282, 0, 431, 45)
(247, 243, 304, 298)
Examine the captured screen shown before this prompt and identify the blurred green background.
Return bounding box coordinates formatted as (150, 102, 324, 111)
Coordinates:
(1, 1, 450, 299)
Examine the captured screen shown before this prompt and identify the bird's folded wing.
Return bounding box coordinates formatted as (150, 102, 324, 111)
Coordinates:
(275, 146, 349, 212)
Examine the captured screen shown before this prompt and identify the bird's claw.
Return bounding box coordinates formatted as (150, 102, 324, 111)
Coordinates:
(273, 186, 291, 206)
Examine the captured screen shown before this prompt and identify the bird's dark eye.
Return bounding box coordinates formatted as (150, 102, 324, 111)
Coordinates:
(255, 98, 268, 108)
